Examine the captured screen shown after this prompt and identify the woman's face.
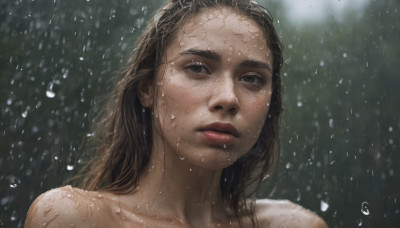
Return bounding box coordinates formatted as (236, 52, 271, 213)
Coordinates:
(149, 7, 273, 169)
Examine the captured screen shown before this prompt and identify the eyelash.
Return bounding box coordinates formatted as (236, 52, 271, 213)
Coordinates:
(239, 73, 265, 85)
(184, 61, 211, 75)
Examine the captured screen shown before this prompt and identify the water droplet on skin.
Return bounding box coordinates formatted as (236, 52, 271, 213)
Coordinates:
(361, 201, 370, 215)
(180, 156, 185, 160)
(115, 207, 121, 214)
(320, 200, 329, 212)
(67, 194, 72, 199)
(161, 91, 164, 97)
(46, 90, 55, 98)
(171, 114, 176, 120)
(223, 144, 227, 149)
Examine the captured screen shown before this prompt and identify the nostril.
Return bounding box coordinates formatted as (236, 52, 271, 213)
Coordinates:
(215, 105, 223, 110)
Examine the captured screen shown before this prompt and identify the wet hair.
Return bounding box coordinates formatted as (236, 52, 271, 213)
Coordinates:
(78, 0, 283, 226)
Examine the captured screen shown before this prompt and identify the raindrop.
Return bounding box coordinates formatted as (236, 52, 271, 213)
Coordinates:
(10, 210, 17, 221)
(285, 162, 291, 169)
(357, 218, 362, 226)
(319, 60, 325, 67)
(288, 44, 293, 49)
(7, 98, 12, 105)
(66, 165, 74, 171)
(361, 201, 370, 215)
(79, 57, 84, 61)
(296, 101, 303, 107)
(9, 176, 21, 189)
(22, 110, 28, 118)
(320, 200, 329, 212)
(46, 90, 55, 98)
(329, 118, 334, 128)
(343, 52, 347, 58)
(388, 126, 393, 132)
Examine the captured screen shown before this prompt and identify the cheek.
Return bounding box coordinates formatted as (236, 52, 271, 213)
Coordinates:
(154, 76, 204, 128)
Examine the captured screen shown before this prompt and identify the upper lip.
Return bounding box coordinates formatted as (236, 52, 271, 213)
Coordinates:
(199, 122, 239, 137)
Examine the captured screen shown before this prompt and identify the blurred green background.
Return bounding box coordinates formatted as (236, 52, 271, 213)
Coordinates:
(1, 0, 399, 227)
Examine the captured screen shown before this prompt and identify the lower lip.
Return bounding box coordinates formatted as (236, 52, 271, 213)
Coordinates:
(200, 130, 236, 145)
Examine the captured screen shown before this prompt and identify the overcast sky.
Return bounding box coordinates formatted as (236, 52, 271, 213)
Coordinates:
(280, 0, 370, 24)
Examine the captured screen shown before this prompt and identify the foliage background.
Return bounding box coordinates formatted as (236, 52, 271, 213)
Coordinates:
(1, 0, 399, 227)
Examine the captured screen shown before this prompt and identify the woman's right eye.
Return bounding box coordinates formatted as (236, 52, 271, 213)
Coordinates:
(185, 61, 210, 75)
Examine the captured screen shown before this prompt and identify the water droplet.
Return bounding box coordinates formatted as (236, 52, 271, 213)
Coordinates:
(296, 101, 303, 107)
(388, 126, 393, 132)
(171, 114, 176, 120)
(46, 90, 55, 98)
(79, 57, 84, 61)
(319, 60, 325, 67)
(9, 176, 21, 188)
(22, 110, 28, 118)
(7, 98, 12, 105)
(223, 144, 227, 149)
(288, 44, 293, 49)
(343, 52, 347, 58)
(320, 200, 329, 212)
(67, 194, 72, 199)
(67, 165, 74, 171)
(10, 210, 17, 221)
(357, 218, 363, 226)
(179, 156, 185, 160)
(285, 162, 291, 169)
(329, 118, 334, 128)
(115, 207, 121, 214)
(361, 201, 370, 215)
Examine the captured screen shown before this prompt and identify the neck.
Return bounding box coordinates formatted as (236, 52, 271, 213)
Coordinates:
(122, 138, 233, 226)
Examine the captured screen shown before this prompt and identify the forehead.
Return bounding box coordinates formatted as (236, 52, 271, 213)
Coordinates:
(187, 7, 263, 35)
(165, 7, 271, 63)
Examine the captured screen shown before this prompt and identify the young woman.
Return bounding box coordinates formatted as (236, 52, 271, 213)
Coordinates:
(25, 0, 328, 227)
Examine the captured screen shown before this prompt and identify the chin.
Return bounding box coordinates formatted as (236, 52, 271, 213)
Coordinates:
(187, 148, 240, 170)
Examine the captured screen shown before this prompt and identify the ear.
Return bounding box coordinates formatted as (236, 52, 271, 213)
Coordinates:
(137, 79, 154, 108)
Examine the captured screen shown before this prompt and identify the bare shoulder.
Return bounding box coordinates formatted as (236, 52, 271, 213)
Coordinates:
(25, 185, 114, 228)
(255, 199, 328, 228)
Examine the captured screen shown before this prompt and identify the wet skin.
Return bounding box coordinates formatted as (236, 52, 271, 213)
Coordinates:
(25, 7, 328, 228)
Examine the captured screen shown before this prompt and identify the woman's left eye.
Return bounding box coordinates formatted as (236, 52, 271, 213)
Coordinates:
(240, 74, 264, 85)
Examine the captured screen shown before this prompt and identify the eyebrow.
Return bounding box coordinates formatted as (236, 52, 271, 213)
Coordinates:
(179, 48, 272, 72)
(179, 48, 221, 61)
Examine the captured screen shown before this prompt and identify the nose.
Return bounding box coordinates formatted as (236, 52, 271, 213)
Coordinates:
(209, 77, 240, 115)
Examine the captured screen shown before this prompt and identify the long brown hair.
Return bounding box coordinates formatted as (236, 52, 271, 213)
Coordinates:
(78, 0, 283, 226)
